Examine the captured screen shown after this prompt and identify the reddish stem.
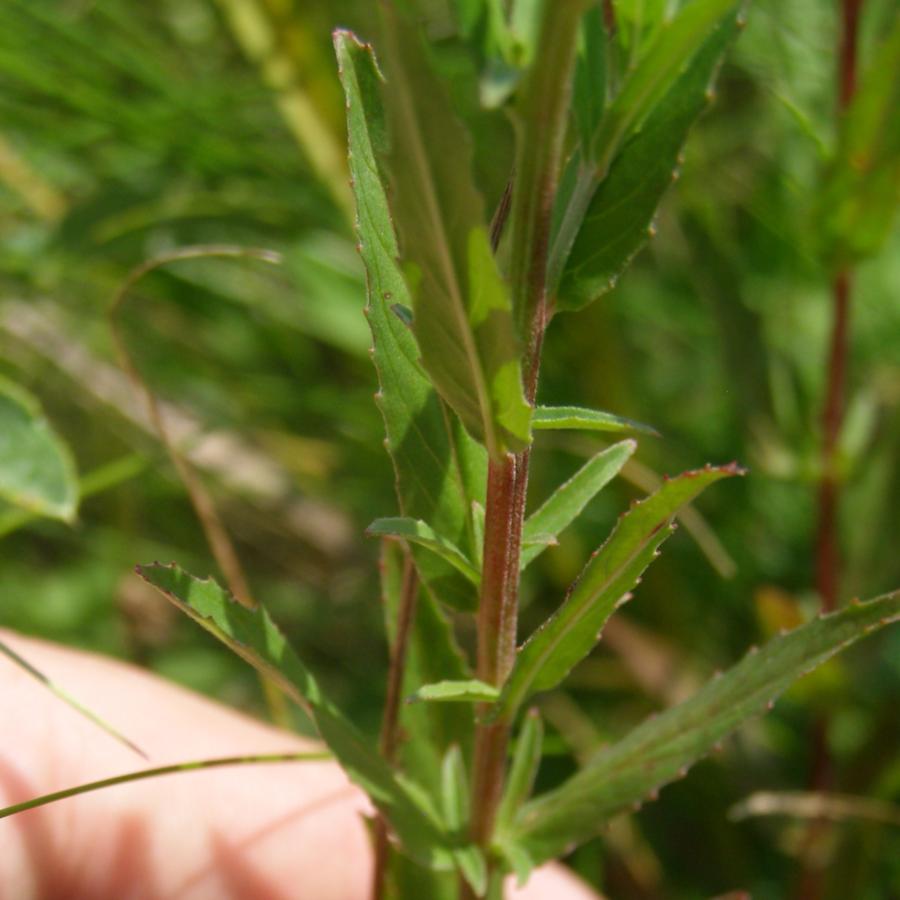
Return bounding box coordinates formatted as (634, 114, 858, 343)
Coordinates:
(838, 0, 863, 108)
(798, 4, 863, 897)
(815, 270, 852, 613)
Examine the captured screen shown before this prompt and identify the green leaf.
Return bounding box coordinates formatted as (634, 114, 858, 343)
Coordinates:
(494, 464, 744, 720)
(376, 8, 532, 459)
(335, 29, 485, 611)
(0, 453, 145, 540)
(532, 405, 658, 436)
(440, 744, 470, 832)
(438, 744, 487, 896)
(496, 709, 544, 834)
(409, 679, 500, 705)
(454, 845, 488, 898)
(550, 3, 741, 308)
(0, 377, 78, 522)
(818, 15, 900, 268)
(494, 711, 543, 887)
(515, 590, 900, 863)
(521, 439, 636, 569)
(368, 517, 480, 585)
(137, 562, 453, 868)
(595, 0, 739, 166)
(572, 4, 607, 154)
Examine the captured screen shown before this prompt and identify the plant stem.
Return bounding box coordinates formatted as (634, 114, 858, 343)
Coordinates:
(467, 2, 586, 892)
(815, 0, 862, 615)
(815, 269, 851, 614)
(799, 3, 863, 897)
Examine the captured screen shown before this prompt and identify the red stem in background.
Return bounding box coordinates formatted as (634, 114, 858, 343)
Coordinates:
(798, 4, 863, 898)
(815, 270, 851, 614)
(838, 0, 863, 108)
(816, 0, 862, 613)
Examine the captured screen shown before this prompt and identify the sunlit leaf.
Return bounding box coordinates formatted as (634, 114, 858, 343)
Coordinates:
(409, 679, 499, 705)
(376, 8, 532, 459)
(335, 29, 485, 611)
(532, 405, 658, 436)
(515, 590, 900, 862)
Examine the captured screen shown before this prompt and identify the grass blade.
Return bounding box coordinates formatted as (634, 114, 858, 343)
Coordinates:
(0, 752, 330, 821)
(516, 590, 900, 862)
(0, 638, 146, 758)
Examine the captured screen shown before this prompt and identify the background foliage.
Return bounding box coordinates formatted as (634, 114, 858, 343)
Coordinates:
(1, 0, 898, 896)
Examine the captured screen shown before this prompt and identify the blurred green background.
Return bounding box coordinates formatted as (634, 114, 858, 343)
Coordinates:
(1, 1, 898, 896)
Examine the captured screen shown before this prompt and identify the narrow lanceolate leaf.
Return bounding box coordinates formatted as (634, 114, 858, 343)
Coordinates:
(515, 590, 900, 863)
(0, 377, 78, 522)
(0, 639, 145, 758)
(594, 0, 739, 166)
(521, 440, 636, 569)
(818, 16, 900, 268)
(408, 680, 500, 705)
(335, 29, 484, 611)
(377, 8, 532, 459)
(550, 5, 741, 309)
(494, 464, 743, 720)
(137, 562, 453, 868)
(532, 406, 658, 436)
(368, 518, 480, 584)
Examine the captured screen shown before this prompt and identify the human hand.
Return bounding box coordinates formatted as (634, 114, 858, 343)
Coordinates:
(0, 631, 600, 899)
